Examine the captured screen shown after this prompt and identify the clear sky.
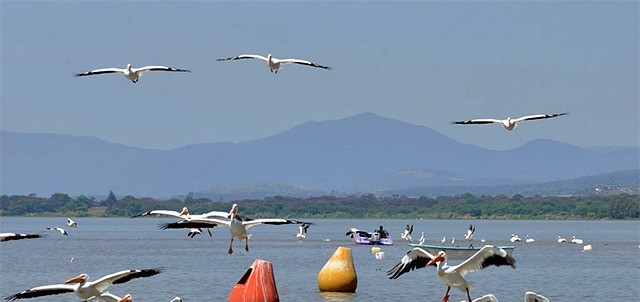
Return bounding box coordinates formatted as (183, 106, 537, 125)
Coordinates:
(1, 1, 638, 151)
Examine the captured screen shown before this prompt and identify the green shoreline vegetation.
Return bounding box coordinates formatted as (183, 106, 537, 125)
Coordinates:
(1, 191, 638, 220)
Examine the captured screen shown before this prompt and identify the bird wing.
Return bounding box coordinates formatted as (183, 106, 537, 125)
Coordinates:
(90, 268, 162, 293)
(513, 113, 568, 123)
(200, 210, 230, 218)
(159, 218, 229, 230)
(454, 245, 516, 277)
(131, 210, 183, 218)
(453, 118, 502, 125)
(216, 54, 268, 62)
(4, 284, 76, 300)
(0, 233, 41, 242)
(278, 58, 331, 69)
(74, 68, 123, 77)
(85, 292, 123, 302)
(242, 218, 304, 229)
(134, 66, 191, 73)
(387, 247, 437, 279)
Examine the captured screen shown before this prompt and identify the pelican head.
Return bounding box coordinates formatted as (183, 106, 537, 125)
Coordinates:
(267, 54, 272, 60)
(427, 251, 447, 266)
(126, 64, 132, 70)
(179, 207, 189, 217)
(64, 273, 88, 284)
(228, 203, 238, 218)
(117, 294, 133, 302)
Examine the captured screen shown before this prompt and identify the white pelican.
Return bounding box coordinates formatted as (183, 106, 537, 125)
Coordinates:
(294, 223, 311, 240)
(556, 236, 567, 243)
(86, 292, 129, 302)
(464, 225, 475, 241)
(0, 233, 42, 242)
(345, 228, 372, 238)
(582, 244, 592, 252)
(570, 236, 584, 244)
(524, 291, 550, 302)
(524, 235, 535, 243)
(400, 224, 414, 242)
(67, 218, 77, 227)
(387, 245, 516, 302)
(418, 232, 426, 245)
(133, 207, 228, 237)
(217, 53, 331, 74)
(46, 227, 68, 236)
(442, 237, 446, 245)
(160, 203, 307, 254)
(4, 268, 162, 301)
(451, 237, 456, 246)
(509, 234, 521, 242)
(187, 228, 203, 238)
(453, 113, 568, 131)
(472, 294, 499, 302)
(74, 64, 190, 83)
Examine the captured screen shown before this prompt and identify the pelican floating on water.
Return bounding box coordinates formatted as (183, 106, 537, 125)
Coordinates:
(556, 236, 567, 243)
(74, 64, 190, 83)
(4, 268, 162, 301)
(453, 113, 568, 131)
(524, 235, 535, 243)
(509, 234, 521, 242)
(217, 53, 331, 74)
(0, 233, 42, 242)
(570, 236, 584, 244)
(160, 204, 307, 254)
(387, 245, 516, 302)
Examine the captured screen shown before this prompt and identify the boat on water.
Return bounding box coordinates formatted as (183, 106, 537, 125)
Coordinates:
(408, 243, 515, 259)
(346, 227, 394, 246)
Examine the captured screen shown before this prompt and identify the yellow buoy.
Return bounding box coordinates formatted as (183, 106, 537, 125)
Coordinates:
(370, 246, 382, 254)
(317, 246, 357, 293)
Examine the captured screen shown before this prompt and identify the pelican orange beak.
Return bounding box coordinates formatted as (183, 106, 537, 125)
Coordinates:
(179, 207, 189, 217)
(117, 294, 133, 302)
(228, 204, 237, 218)
(64, 274, 86, 284)
(427, 254, 445, 266)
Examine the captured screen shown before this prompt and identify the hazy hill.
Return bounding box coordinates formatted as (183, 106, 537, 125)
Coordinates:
(2, 113, 638, 197)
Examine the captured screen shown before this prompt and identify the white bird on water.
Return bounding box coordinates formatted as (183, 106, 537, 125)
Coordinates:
(217, 53, 331, 74)
(453, 113, 568, 131)
(570, 236, 584, 244)
(524, 235, 535, 243)
(556, 236, 567, 243)
(74, 64, 190, 83)
(418, 232, 426, 245)
(387, 245, 516, 302)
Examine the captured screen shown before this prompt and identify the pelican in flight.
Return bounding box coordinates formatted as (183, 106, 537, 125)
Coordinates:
(160, 204, 307, 254)
(453, 113, 568, 131)
(400, 224, 414, 242)
(464, 225, 475, 241)
(387, 245, 516, 302)
(217, 53, 331, 74)
(132, 207, 228, 237)
(67, 218, 77, 227)
(74, 64, 190, 83)
(46, 227, 68, 236)
(4, 268, 162, 301)
(294, 223, 311, 240)
(0, 233, 42, 242)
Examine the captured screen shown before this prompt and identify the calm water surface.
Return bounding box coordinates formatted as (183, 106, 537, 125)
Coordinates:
(1, 218, 639, 301)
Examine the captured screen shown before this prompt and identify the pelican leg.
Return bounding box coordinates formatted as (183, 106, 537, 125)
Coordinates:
(207, 228, 212, 237)
(244, 238, 249, 252)
(465, 287, 472, 302)
(228, 238, 234, 254)
(442, 287, 451, 302)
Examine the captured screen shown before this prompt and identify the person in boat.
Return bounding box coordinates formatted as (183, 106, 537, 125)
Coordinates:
(378, 226, 389, 239)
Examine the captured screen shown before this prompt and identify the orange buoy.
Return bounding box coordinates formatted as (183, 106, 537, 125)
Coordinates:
(228, 259, 279, 302)
(317, 246, 357, 293)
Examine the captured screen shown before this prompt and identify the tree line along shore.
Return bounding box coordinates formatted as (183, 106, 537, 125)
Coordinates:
(1, 191, 638, 220)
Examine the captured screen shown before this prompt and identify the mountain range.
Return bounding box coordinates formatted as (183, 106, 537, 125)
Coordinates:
(1, 112, 638, 198)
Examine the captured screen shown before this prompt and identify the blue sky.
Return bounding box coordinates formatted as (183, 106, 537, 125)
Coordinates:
(2, 1, 638, 150)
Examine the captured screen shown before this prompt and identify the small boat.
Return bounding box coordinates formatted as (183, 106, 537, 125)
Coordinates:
(346, 228, 393, 246)
(407, 243, 515, 259)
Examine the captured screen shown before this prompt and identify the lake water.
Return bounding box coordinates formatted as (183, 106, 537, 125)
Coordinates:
(1, 218, 639, 301)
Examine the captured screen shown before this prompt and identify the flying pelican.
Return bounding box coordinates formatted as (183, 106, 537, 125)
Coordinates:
(464, 225, 475, 241)
(345, 228, 372, 238)
(160, 204, 307, 254)
(387, 245, 516, 302)
(524, 235, 535, 243)
(400, 224, 414, 242)
(46, 227, 68, 236)
(418, 232, 426, 245)
(4, 268, 162, 301)
(556, 236, 567, 243)
(294, 223, 311, 240)
(217, 53, 331, 74)
(132, 207, 228, 237)
(570, 236, 584, 244)
(452, 113, 568, 131)
(0, 233, 42, 242)
(74, 64, 190, 83)
(67, 218, 77, 227)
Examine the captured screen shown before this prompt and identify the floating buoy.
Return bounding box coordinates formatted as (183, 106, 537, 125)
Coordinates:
(317, 246, 357, 293)
(374, 252, 385, 260)
(582, 244, 592, 252)
(370, 246, 382, 254)
(228, 259, 279, 302)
